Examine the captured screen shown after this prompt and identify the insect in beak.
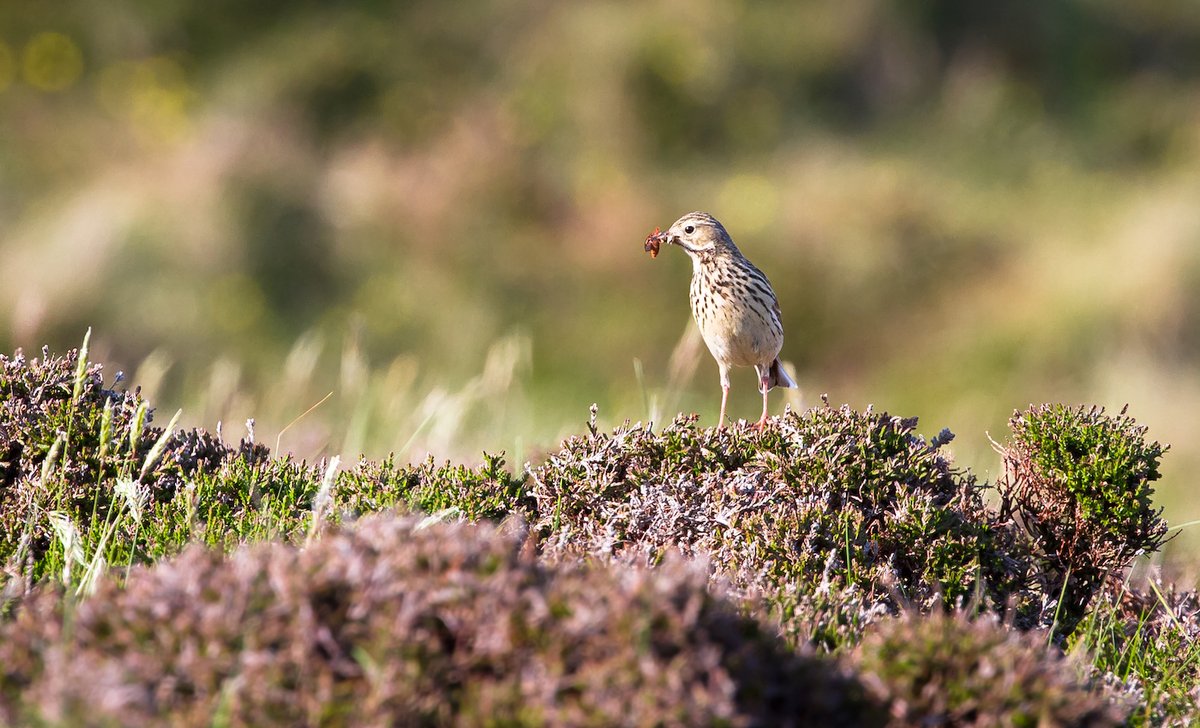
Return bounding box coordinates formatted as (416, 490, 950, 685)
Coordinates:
(644, 227, 669, 258)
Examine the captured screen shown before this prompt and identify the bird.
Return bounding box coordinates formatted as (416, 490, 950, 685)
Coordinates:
(646, 211, 796, 429)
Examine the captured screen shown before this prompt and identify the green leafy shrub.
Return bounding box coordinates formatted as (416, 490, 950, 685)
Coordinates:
(529, 405, 1031, 648)
(853, 611, 1129, 727)
(0, 514, 882, 727)
(998, 405, 1169, 635)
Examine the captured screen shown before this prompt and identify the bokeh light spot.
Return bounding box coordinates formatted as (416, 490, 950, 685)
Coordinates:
(22, 32, 83, 92)
(97, 57, 194, 141)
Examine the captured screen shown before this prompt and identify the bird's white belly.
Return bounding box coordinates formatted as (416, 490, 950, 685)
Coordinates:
(696, 297, 782, 368)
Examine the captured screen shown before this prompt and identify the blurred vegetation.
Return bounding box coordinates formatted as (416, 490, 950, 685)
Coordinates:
(2, 515, 883, 726)
(3, 1, 1200, 561)
(852, 611, 1130, 727)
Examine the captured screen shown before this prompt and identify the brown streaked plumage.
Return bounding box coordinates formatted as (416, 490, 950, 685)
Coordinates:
(648, 211, 796, 428)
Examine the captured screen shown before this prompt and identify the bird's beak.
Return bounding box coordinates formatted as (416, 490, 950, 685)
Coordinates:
(649, 228, 670, 245)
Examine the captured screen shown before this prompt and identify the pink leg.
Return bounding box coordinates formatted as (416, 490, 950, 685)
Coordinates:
(718, 383, 729, 429)
(753, 374, 770, 428)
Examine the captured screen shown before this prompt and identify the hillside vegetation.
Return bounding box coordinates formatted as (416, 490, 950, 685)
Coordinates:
(2, 345, 1195, 725)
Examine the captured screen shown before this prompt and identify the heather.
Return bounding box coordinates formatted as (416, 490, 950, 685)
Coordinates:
(2, 346, 1195, 725)
(1, 516, 879, 726)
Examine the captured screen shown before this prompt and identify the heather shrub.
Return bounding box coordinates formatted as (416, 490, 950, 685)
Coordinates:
(529, 405, 1031, 647)
(0, 343, 1185, 723)
(853, 611, 1129, 727)
(997, 405, 1169, 635)
(103, 447, 530, 559)
(0, 345, 268, 576)
(0, 514, 881, 727)
(143, 454, 322, 554)
(0, 344, 546, 589)
(335, 451, 531, 522)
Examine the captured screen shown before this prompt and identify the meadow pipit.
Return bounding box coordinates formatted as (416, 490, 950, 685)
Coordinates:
(646, 211, 796, 428)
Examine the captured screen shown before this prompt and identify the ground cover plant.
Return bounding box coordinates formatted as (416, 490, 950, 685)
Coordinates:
(997, 404, 1171, 636)
(853, 610, 1131, 727)
(0, 345, 1196, 726)
(1, 515, 881, 726)
(527, 405, 1032, 648)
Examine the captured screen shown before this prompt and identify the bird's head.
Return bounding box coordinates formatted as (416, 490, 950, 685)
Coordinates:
(647, 211, 737, 257)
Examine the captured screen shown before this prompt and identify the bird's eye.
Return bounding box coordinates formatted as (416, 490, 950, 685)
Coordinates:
(684, 225, 695, 234)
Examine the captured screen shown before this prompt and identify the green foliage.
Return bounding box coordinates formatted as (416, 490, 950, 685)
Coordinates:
(0, 348, 543, 597)
(1070, 585, 1200, 727)
(336, 451, 531, 523)
(0, 515, 882, 727)
(1008, 404, 1165, 530)
(529, 405, 1030, 647)
(146, 454, 322, 553)
(998, 405, 1170, 635)
(853, 611, 1129, 727)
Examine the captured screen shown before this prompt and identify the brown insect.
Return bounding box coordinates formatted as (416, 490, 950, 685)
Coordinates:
(644, 226, 665, 258)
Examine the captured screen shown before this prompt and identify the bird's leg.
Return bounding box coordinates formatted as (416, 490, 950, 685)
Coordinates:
(718, 365, 731, 429)
(753, 372, 770, 429)
(718, 385, 730, 429)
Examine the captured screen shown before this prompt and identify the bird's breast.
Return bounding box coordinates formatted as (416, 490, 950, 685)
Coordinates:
(689, 261, 783, 368)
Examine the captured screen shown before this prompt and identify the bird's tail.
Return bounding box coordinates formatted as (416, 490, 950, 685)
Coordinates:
(763, 358, 797, 392)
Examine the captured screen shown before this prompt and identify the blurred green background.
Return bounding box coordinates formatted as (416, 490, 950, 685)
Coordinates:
(3, 2, 1199, 560)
